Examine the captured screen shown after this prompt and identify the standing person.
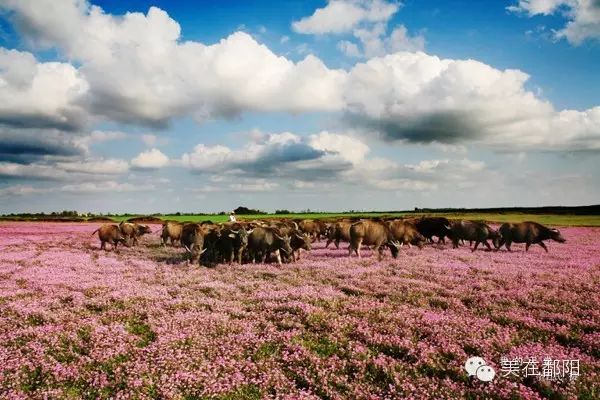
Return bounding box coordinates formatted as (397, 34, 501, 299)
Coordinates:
(229, 211, 237, 222)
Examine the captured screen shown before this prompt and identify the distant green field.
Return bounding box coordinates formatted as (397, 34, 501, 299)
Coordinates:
(112, 212, 600, 226)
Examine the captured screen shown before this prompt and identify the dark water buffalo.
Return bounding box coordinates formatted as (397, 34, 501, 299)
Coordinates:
(91, 224, 127, 251)
(386, 219, 426, 249)
(450, 220, 500, 251)
(416, 217, 452, 244)
(201, 224, 223, 264)
(161, 221, 184, 246)
(180, 223, 209, 264)
(349, 220, 400, 260)
(216, 227, 252, 264)
(119, 222, 151, 246)
(325, 221, 352, 249)
(290, 232, 312, 261)
(498, 221, 566, 252)
(248, 227, 293, 266)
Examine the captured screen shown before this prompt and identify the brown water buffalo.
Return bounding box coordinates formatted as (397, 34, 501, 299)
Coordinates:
(119, 222, 151, 246)
(415, 217, 452, 244)
(325, 221, 352, 249)
(498, 221, 566, 252)
(180, 223, 209, 264)
(386, 219, 426, 249)
(298, 220, 319, 241)
(248, 227, 293, 266)
(298, 219, 327, 242)
(272, 220, 298, 237)
(161, 221, 184, 246)
(91, 224, 127, 251)
(349, 220, 400, 260)
(450, 220, 500, 251)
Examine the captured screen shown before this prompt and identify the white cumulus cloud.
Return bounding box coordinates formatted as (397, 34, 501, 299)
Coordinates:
(0, 48, 89, 130)
(0, 1, 346, 126)
(131, 148, 169, 169)
(343, 51, 600, 151)
(0, 0, 597, 155)
(508, 0, 600, 44)
(292, 0, 400, 34)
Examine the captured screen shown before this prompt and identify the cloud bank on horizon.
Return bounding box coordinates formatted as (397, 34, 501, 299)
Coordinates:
(0, 0, 598, 213)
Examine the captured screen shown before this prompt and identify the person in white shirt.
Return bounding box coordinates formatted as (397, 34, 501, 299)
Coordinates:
(229, 211, 237, 222)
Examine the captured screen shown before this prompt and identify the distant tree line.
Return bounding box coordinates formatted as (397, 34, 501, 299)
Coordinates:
(233, 206, 266, 215)
(2, 205, 599, 219)
(413, 205, 600, 215)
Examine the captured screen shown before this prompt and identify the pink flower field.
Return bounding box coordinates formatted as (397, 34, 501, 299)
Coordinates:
(0, 222, 599, 400)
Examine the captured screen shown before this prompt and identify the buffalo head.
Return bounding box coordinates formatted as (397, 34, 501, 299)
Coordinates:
(549, 228, 566, 243)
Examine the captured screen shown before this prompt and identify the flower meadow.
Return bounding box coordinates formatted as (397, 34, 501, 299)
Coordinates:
(0, 222, 599, 400)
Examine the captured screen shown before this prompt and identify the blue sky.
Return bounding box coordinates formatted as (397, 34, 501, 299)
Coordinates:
(0, 0, 598, 213)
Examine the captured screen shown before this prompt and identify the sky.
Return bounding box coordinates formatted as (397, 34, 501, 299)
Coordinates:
(0, 0, 599, 214)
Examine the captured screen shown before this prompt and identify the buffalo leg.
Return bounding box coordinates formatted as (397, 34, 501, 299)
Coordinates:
(472, 241, 480, 252)
(506, 241, 512, 251)
(335, 239, 340, 249)
(374, 245, 383, 261)
(484, 240, 492, 251)
(525, 242, 531, 251)
(539, 242, 548, 252)
(275, 249, 283, 266)
(325, 239, 332, 248)
(497, 238, 505, 251)
(100, 241, 106, 251)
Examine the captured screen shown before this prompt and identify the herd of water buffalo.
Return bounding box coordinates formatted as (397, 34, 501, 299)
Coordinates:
(91, 216, 566, 266)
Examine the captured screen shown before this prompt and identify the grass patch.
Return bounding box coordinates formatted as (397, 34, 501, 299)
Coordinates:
(19, 365, 50, 393)
(252, 341, 281, 361)
(296, 334, 340, 358)
(25, 313, 46, 326)
(80, 212, 600, 226)
(213, 384, 262, 400)
(125, 317, 157, 348)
